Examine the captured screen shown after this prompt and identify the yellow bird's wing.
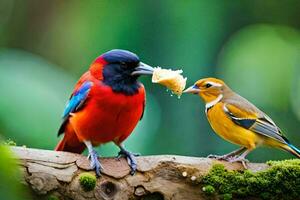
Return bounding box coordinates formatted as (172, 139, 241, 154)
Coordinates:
(223, 101, 287, 144)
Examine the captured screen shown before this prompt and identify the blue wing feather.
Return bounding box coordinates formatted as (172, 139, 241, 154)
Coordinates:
(58, 81, 93, 135)
(62, 81, 93, 118)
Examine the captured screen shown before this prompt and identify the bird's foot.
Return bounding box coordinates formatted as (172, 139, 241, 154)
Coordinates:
(207, 154, 232, 161)
(87, 149, 103, 177)
(117, 149, 139, 175)
(228, 156, 249, 169)
(117, 151, 140, 159)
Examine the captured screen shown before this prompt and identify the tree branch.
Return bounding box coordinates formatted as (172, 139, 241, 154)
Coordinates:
(11, 147, 269, 200)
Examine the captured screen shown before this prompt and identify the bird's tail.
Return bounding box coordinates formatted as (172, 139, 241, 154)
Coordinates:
(282, 143, 300, 158)
(55, 123, 86, 154)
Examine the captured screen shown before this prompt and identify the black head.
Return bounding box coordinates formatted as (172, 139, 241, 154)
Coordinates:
(101, 49, 153, 95)
(102, 49, 140, 67)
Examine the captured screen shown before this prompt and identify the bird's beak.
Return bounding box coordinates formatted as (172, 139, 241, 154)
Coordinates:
(131, 62, 154, 76)
(183, 85, 200, 94)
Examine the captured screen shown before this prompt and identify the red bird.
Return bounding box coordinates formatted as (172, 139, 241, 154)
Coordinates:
(55, 49, 154, 176)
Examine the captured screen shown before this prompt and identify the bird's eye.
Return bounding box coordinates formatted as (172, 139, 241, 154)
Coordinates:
(120, 62, 127, 68)
(205, 83, 212, 88)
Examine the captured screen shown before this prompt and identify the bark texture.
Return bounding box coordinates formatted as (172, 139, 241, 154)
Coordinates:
(11, 147, 269, 200)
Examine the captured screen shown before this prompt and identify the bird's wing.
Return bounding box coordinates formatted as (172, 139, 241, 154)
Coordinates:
(58, 81, 93, 135)
(223, 102, 287, 144)
(139, 84, 146, 120)
(140, 99, 145, 120)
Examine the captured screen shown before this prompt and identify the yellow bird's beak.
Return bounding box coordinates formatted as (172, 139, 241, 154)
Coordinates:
(183, 85, 200, 94)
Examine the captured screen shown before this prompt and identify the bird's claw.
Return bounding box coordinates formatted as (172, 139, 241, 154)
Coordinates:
(88, 149, 103, 177)
(117, 149, 138, 175)
(117, 151, 140, 158)
(228, 156, 249, 169)
(207, 154, 231, 161)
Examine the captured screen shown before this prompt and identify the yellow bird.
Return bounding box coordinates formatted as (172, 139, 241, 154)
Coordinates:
(184, 77, 300, 167)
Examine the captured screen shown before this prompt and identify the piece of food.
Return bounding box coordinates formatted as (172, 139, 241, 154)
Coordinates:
(152, 67, 187, 96)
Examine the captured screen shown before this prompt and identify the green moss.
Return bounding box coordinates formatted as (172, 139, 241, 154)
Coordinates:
(222, 193, 232, 200)
(201, 160, 300, 200)
(267, 159, 300, 166)
(48, 195, 59, 200)
(79, 173, 97, 191)
(3, 139, 16, 146)
(202, 185, 215, 195)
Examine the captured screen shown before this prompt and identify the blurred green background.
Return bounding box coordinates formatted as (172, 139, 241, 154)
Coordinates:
(1, 0, 300, 166)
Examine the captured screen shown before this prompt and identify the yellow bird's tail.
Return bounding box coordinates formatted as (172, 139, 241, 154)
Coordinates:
(282, 143, 300, 158)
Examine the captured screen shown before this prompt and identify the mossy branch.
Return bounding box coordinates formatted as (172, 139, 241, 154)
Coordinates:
(10, 147, 300, 200)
